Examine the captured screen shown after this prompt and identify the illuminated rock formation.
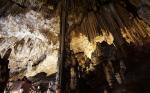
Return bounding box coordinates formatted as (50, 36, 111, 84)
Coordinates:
(0, 5, 59, 80)
(0, 0, 149, 93)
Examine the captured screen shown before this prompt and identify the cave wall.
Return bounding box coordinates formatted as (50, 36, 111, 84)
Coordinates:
(0, 0, 60, 80)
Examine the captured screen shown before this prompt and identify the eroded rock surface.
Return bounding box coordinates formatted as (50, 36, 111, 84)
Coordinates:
(0, 10, 59, 79)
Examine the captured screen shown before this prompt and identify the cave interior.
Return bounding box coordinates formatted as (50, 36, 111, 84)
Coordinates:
(0, 0, 150, 93)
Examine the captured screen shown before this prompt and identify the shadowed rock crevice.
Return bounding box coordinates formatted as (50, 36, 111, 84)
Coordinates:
(0, 49, 11, 92)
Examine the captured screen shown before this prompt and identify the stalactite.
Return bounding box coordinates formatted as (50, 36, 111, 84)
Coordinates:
(59, 0, 150, 93)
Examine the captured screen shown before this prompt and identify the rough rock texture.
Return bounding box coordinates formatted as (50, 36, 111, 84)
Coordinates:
(0, 0, 149, 92)
(59, 0, 150, 93)
(68, 2, 150, 73)
(0, 9, 59, 79)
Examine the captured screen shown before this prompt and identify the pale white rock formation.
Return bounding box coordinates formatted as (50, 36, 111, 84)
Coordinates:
(0, 10, 59, 78)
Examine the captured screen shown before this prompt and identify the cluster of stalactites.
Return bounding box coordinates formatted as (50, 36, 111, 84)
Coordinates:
(68, 0, 150, 74)
(67, 0, 150, 46)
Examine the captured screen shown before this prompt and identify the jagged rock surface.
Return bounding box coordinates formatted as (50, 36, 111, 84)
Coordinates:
(0, 8, 59, 79)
